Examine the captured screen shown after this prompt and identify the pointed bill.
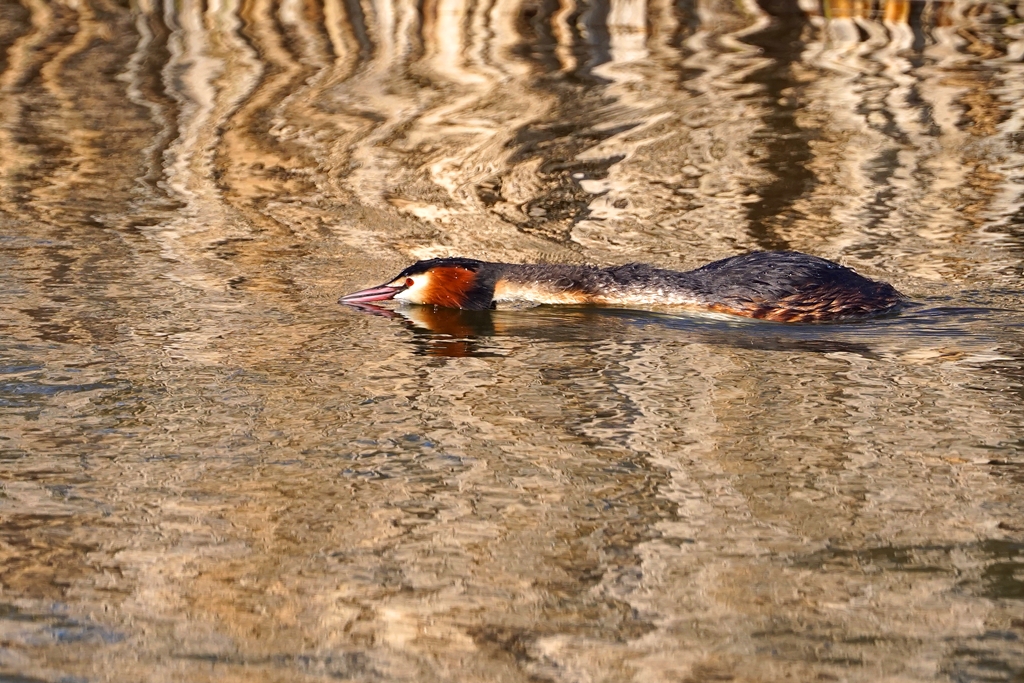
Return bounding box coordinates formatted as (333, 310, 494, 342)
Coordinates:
(339, 285, 401, 304)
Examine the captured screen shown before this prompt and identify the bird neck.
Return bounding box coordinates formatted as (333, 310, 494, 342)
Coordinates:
(491, 264, 600, 306)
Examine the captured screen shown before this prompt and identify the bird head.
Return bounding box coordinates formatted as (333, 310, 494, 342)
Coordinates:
(339, 258, 497, 310)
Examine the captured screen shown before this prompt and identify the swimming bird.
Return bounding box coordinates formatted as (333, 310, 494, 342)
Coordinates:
(339, 251, 904, 323)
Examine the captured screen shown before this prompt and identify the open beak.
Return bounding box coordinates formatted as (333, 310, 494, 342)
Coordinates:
(339, 284, 402, 304)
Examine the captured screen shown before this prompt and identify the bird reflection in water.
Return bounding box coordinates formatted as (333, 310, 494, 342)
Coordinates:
(341, 301, 887, 360)
(343, 302, 499, 357)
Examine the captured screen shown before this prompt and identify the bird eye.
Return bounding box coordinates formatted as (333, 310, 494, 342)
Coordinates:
(405, 278, 414, 288)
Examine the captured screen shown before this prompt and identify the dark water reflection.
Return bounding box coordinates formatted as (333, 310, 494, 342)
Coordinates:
(2, 0, 1024, 679)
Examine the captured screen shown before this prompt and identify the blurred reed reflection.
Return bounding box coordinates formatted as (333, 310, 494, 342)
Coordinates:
(1, 0, 1021, 287)
(2, 0, 1024, 680)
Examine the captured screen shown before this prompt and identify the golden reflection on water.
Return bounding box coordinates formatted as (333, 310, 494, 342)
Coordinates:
(1, 0, 1024, 680)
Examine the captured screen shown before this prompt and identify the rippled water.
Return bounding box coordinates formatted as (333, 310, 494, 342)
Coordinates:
(2, 0, 1024, 680)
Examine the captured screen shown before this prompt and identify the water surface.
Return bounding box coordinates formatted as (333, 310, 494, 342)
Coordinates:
(1, 0, 1024, 680)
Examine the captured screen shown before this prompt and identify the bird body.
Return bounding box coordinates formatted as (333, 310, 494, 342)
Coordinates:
(340, 251, 904, 323)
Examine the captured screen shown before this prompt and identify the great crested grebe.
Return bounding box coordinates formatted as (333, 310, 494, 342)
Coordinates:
(340, 251, 904, 323)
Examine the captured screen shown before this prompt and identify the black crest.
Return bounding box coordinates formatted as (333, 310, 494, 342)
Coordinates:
(395, 257, 486, 279)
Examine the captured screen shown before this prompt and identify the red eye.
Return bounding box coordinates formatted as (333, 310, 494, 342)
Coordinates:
(405, 278, 414, 288)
